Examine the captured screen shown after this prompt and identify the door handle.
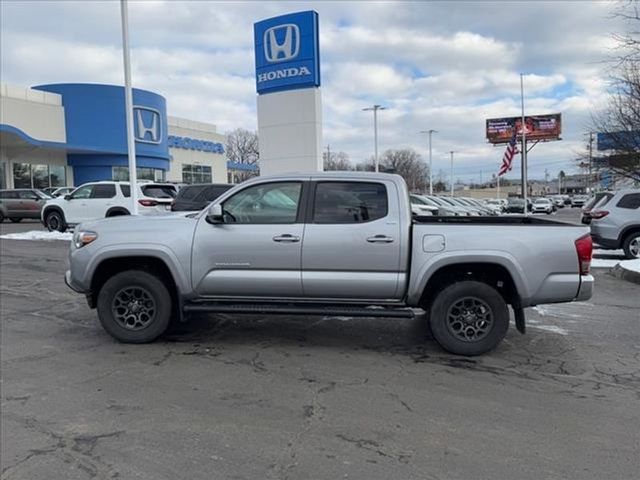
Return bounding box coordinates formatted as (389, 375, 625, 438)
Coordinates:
(273, 234, 300, 243)
(367, 235, 394, 243)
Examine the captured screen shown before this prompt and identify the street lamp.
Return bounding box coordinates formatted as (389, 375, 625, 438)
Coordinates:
(363, 105, 387, 172)
(420, 130, 437, 195)
(449, 150, 456, 197)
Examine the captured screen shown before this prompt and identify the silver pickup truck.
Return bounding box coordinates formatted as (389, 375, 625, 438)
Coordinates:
(65, 173, 594, 355)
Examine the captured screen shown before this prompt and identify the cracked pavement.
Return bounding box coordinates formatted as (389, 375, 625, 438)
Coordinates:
(1, 220, 639, 479)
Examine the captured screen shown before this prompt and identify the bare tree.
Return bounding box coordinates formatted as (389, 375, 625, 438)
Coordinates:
(323, 150, 352, 171)
(226, 128, 259, 182)
(379, 148, 429, 192)
(589, 1, 640, 182)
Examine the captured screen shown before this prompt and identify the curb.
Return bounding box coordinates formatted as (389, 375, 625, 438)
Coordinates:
(610, 264, 640, 285)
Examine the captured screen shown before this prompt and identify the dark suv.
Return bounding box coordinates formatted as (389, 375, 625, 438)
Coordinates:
(171, 183, 233, 212)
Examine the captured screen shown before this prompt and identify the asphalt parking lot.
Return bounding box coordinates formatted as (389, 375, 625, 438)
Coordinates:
(1, 210, 639, 480)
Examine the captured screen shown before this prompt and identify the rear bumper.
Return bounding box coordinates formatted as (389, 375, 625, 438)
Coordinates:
(590, 233, 619, 249)
(575, 274, 594, 302)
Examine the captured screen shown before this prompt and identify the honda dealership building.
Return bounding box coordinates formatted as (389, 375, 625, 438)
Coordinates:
(0, 82, 254, 190)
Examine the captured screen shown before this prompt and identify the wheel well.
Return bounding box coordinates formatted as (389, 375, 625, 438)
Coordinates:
(419, 263, 519, 310)
(43, 206, 66, 223)
(620, 226, 640, 244)
(106, 207, 130, 217)
(89, 256, 178, 310)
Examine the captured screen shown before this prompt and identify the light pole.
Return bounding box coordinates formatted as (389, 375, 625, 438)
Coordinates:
(449, 150, 455, 197)
(420, 130, 437, 194)
(363, 105, 387, 172)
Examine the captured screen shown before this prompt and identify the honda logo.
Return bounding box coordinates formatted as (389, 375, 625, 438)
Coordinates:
(133, 106, 162, 144)
(263, 24, 300, 63)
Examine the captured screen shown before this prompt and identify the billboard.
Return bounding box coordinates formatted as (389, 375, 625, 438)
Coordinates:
(486, 113, 562, 144)
(596, 131, 640, 151)
(254, 11, 321, 95)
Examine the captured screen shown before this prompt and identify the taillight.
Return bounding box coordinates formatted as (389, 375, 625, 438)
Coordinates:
(590, 210, 609, 219)
(138, 199, 158, 207)
(575, 234, 593, 275)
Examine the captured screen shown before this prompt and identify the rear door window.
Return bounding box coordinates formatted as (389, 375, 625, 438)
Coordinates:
(617, 193, 640, 209)
(313, 182, 388, 224)
(203, 185, 233, 201)
(91, 184, 116, 199)
(180, 185, 208, 201)
(0, 191, 18, 199)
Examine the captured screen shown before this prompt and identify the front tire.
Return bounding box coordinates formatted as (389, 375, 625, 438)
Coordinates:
(97, 270, 172, 343)
(45, 210, 66, 232)
(622, 232, 640, 259)
(429, 281, 509, 356)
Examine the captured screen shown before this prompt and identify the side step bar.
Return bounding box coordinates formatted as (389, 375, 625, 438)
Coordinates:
(183, 302, 415, 319)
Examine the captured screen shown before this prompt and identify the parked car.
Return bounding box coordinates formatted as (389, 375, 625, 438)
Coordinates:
(41, 181, 178, 231)
(550, 195, 565, 208)
(65, 172, 593, 356)
(437, 196, 480, 216)
(505, 197, 532, 213)
(590, 189, 640, 259)
(51, 186, 75, 197)
(424, 196, 466, 216)
(581, 192, 613, 224)
(571, 195, 589, 208)
(0, 189, 51, 223)
(461, 197, 499, 216)
(410, 194, 438, 216)
(481, 198, 504, 215)
(171, 183, 233, 212)
(532, 198, 554, 214)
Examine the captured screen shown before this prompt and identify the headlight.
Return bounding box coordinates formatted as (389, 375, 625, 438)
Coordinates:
(73, 230, 98, 249)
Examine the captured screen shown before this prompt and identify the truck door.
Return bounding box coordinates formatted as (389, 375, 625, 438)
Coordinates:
(191, 181, 305, 297)
(301, 180, 402, 299)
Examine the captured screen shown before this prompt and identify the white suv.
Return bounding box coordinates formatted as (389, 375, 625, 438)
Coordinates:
(41, 181, 178, 231)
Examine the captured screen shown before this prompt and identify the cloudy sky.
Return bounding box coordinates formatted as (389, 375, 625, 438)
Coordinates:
(1, 0, 626, 182)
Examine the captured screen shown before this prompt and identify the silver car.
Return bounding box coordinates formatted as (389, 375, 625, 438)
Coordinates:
(590, 189, 640, 259)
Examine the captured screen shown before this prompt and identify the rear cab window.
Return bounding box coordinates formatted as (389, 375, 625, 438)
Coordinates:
(313, 182, 388, 224)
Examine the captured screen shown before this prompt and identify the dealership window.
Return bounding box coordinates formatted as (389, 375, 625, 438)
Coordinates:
(11, 163, 66, 189)
(182, 164, 212, 184)
(0, 161, 6, 189)
(113, 166, 165, 182)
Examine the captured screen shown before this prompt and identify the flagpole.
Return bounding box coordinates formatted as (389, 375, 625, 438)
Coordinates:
(520, 73, 528, 217)
(497, 174, 500, 199)
(121, 0, 138, 214)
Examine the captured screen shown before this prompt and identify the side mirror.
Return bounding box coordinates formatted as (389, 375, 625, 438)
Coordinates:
(64, 194, 72, 201)
(205, 203, 224, 224)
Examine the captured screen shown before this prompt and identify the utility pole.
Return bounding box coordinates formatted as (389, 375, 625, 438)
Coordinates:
(449, 151, 455, 197)
(420, 130, 437, 195)
(588, 132, 594, 193)
(120, 0, 138, 214)
(520, 73, 528, 216)
(363, 105, 387, 172)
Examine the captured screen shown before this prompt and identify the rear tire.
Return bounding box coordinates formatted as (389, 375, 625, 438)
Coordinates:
(9, 217, 22, 223)
(45, 210, 66, 232)
(97, 270, 172, 343)
(622, 232, 640, 259)
(429, 281, 509, 356)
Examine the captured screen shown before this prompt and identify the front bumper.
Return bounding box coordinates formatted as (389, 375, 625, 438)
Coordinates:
(65, 270, 86, 294)
(575, 274, 594, 302)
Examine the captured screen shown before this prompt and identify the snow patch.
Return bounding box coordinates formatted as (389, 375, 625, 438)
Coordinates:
(530, 324, 569, 335)
(619, 259, 640, 273)
(591, 258, 622, 268)
(593, 249, 625, 257)
(0, 230, 72, 241)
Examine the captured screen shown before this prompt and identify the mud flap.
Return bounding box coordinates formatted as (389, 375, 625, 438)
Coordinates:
(513, 305, 526, 334)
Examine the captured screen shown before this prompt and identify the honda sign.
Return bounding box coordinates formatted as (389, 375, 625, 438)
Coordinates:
(254, 11, 320, 94)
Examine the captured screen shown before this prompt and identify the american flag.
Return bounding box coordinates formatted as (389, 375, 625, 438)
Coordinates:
(498, 131, 519, 176)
